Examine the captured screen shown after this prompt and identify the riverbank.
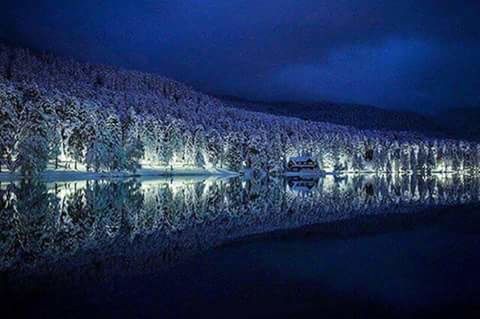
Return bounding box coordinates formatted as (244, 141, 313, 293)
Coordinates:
(0, 166, 238, 182)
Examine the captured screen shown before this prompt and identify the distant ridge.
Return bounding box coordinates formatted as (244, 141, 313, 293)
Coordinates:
(435, 107, 480, 141)
(218, 95, 449, 138)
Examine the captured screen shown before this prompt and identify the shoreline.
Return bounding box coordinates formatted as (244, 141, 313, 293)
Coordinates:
(0, 167, 239, 183)
(1, 168, 474, 183)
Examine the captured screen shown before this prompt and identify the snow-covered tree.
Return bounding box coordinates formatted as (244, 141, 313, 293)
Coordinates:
(224, 132, 244, 171)
(193, 126, 206, 168)
(205, 129, 223, 168)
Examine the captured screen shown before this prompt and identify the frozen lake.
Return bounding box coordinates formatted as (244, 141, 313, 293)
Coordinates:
(1, 174, 480, 318)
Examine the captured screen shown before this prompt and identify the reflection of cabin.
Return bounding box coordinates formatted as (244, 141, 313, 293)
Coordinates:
(364, 183, 374, 196)
(287, 156, 318, 172)
(287, 176, 318, 192)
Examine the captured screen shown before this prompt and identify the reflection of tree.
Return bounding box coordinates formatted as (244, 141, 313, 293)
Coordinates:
(0, 183, 19, 268)
(11, 180, 58, 263)
(1, 174, 480, 274)
(203, 182, 224, 221)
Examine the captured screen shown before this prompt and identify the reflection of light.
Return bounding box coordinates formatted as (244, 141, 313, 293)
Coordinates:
(47, 181, 88, 209)
(323, 175, 335, 193)
(320, 154, 336, 172)
(140, 176, 218, 198)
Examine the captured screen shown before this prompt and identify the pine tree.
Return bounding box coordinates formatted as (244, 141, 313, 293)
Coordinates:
(224, 132, 244, 171)
(159, 131, 173, 166)
(205, 129, 223, 168)
(122, 108, 144, 171)
(142, 116, 160, 165)
(193, 126, 206, 168)
(0, 84, 22, 172)
(104, 112, 125, 171)
(183, 129, 195, 166)
(15, 87, 50, 175)
(167, 117, 185, 164)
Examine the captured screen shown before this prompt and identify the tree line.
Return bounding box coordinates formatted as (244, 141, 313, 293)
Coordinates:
(1, 44, 480, 176)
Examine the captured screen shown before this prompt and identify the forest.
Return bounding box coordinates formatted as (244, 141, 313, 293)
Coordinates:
(1, 44, 480, 176)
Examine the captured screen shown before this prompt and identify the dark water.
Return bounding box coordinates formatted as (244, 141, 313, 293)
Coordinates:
(1, 174, 480, 318)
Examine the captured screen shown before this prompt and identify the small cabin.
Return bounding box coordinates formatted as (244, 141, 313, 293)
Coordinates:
(287, 156, 318, 172)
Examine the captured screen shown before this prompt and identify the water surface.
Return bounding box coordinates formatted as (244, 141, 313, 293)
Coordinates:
(1, 174, 480, 318)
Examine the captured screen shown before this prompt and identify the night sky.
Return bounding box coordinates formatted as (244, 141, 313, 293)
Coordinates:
(1, 0, 479, 112)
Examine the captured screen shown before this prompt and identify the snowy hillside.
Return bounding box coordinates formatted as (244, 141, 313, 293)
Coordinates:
(1, 43, 479, 177)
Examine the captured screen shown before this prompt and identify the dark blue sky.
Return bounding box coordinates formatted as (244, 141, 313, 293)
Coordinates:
(1, 0, 479, 112)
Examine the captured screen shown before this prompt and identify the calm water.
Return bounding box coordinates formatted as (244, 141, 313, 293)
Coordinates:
(1, 174, 480, 318)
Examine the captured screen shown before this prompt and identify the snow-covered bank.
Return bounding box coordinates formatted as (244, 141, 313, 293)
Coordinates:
(0, 166, 238, 182)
